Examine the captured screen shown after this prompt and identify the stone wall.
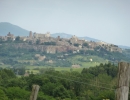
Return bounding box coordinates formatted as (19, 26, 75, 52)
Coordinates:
(11, 43, 80, 54)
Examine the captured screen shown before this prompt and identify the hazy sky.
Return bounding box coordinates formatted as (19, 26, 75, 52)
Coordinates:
(0, 0, 130, 46)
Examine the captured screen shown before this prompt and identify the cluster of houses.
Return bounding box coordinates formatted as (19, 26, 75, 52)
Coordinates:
(0, 31, 122, 53)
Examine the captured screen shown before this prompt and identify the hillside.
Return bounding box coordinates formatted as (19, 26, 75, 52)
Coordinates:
(0, 22, 29, 36)
(0, 22, 130, 49)
(0, 24, 129, 65)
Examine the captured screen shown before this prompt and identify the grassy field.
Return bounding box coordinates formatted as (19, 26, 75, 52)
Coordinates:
(54, 67, 83, 73)
(26, 69, 39, 74)
(0, 65, 10, 68)
(0, 54, 109, 74)
(25, 67, 83, 73)
(25, 55, 109, 74)
(25, 64, 97, 74)
(67, 55, 108, 67)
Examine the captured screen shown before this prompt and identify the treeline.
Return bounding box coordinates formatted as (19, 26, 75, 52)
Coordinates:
(0, 63, 124, 100)
(82, 63, 118, 77)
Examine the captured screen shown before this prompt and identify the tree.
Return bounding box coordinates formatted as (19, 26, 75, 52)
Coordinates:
(96, 90, 114, 100)
(74, 43, 79, 47)
(53, 85, 70, 99)
(6, 87, 30, 100)
(0, 38, 4, 43)
(36, 39, 40, 44)
(0, 69, 16, 80)
(38, 92, 56, 100)
(15, 36, 20, 41)
(43, 42, 56, 45)
(13, 67, 25, 75)
(42, 82, 56, 95)
(83, 43, 89, 47)
(0, 89, 8, 100)
(7, 78, 27, 88)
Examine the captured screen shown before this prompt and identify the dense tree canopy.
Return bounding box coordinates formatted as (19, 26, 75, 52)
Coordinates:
(0, 63, 120, 100)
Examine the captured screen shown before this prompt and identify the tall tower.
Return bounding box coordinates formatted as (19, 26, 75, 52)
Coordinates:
(29, 31, 32, 38)
(57, 36, 60, 41)
(46, 32, 50, 37)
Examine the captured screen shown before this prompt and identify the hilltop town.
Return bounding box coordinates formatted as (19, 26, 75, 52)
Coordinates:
(0, 31, 122, 53)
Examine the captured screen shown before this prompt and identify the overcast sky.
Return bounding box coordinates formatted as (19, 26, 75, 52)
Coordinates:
(0, 0, 130, 46)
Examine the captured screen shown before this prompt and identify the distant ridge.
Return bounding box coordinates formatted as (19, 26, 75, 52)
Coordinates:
(51, 33, 100, 42)
(0, 22, 29, 36)
(118, 45, 130, 49)
(51, 33, 72, 38)
(79, 37, 100, 42)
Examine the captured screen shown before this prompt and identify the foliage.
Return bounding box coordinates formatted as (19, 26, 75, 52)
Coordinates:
(42, 42, 56, 45)
(6, 87, 30, 100)
(15, 36, 20, 41)
(0, 42, 130, 99)
(0, 89, 8, 100)
(83, 42, 89, 47)
(0, 64, 118, 100)
(36, 39, 40, 44)
(81, 63, 118, 77)
(74, 43, 79, 47)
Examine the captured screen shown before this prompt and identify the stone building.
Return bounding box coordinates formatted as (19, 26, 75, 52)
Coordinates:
(46, 46, 56, 54)
(7, 32, 15, 40)
(70, 35, 78, 44)
(110, 47, 122, 53)
(33, 32, 50, 39)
